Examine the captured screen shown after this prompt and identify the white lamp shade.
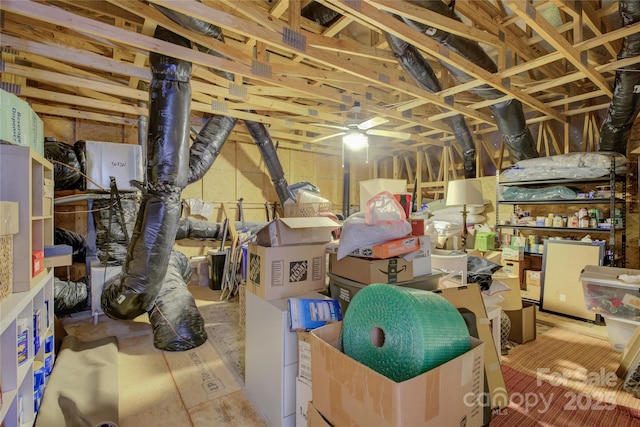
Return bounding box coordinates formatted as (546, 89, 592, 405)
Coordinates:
(446, 179, 484, 207)
(342, 131, 368, 150)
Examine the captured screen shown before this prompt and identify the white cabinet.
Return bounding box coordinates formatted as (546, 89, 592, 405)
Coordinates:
(1, 270, 55, 427)
(1, 145, 55, 426)
(245, 291, 327, 427)
(0, 145, 54, 292)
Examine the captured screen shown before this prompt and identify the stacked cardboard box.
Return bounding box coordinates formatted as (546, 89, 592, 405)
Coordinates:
(309, 321, 486, 426)
(244, 216, 340, 427)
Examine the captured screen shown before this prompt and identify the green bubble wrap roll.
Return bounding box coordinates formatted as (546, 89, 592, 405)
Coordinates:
(342, 283, 471, 382)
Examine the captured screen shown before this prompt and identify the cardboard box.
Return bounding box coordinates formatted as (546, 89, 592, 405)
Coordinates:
(247, 243, 326, 300)
(296, 376, 312, 427)
(433, 284, 508, 412)
(0, 201, 19, 235)
(521, 283, 541, 302)
(255, 217, 340, 247)
(329, 253, 413, 284)
(85, 141, 143, 191)
(348, 236, 419, 259)
(617, 325, 640, 378)
(0, 89, 32, 148)
(526, 269, 541, 287)
(310, 322, 485, 427)
(307, 402, 332, 427)
(501, 245, 524, 261)
(298, 332, 312, 384)
(505, 301, 537, 344)
(412, 235, 432, 277)
(32, 249, 44, 277)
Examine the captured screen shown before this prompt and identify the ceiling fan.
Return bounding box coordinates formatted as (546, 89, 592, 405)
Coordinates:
(309, 101, 413, 147)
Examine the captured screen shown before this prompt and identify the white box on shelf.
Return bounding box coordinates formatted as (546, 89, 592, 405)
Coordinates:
(85, 141, 143, 191)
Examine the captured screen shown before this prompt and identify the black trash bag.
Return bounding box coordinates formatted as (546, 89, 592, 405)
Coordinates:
(148, 251, 207, 351)
(44, 138, 83, 190)
(54, 277, 89, 315)
(54, 227, 88, 263)
(467, 255, 503, 291)
(92, 196, 140, 265)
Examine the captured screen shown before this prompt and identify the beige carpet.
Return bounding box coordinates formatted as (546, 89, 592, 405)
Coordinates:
(494, 327, 640, 425)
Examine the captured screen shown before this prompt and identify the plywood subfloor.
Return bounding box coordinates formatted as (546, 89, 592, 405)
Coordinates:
(58, 287, 266, 427)
(58, 286, 613, 427)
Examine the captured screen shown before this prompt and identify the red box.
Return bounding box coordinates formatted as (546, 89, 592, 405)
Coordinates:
(410, 218, 425, 236)
(32, 250, 44, 277)
(393, 192, 412, 218)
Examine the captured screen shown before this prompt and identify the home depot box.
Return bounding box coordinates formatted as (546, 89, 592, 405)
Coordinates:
(347, 236, 420, 259)
(255, 217, 340, 247)
(0, 201, 19, 235)
(310, 322, 485, 427)
(85, 141, 143, 191)
(247, 243, 326, 300)
(329, 253, 413, 284)
(505, 301, 537, 344)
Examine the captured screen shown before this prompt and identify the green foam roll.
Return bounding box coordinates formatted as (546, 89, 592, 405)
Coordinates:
(342, 283, 471, 382)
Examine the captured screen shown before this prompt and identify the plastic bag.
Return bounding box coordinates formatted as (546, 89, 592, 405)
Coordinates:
(337, 211, 411, 260)
(365, 191, 406, 225)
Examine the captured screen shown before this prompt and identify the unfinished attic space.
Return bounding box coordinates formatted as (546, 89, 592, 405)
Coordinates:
(1, 0, 640, 426)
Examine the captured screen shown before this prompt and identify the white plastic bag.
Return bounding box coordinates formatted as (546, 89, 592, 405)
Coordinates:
(337, 211, 411, 260)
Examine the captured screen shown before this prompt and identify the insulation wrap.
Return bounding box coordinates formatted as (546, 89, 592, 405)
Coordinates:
(342, 283, 471, 382)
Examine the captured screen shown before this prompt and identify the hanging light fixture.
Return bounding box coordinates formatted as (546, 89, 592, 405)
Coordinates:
(342, 129, 368, 150)
(341, 129, 369, 168)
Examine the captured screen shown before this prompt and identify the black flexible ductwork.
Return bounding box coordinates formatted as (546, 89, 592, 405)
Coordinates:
(385, 33, 476, 177)
(244, 120, 292, 204)
(188, 115, 237, 184)
(598, 0, 640, 155)
(153, 4, 293, 205)
(301, 1, 539, 162)
(148, 250, 207, 351)
(102, 26, 193, 322)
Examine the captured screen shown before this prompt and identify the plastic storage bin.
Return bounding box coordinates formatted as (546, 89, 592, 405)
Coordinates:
(604, 316, 640, 352)
(579, 265, 640, 321)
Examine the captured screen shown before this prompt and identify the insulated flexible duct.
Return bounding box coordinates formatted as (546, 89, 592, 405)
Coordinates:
(599, 0, 640, 155)
(385, 33, 477, 177)
(148, 250, 207, 351)
(102, 25, 191, 319)
(153, 4, 294, 205)
(301, 1, 539, 162)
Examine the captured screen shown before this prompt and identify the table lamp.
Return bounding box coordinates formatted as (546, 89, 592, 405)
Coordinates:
(446, 178, 484, 251)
